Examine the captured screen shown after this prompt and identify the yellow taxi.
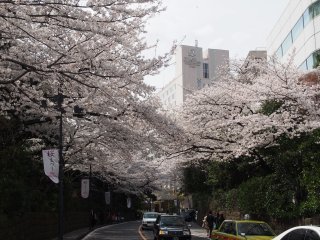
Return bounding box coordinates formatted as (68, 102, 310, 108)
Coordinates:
(211, 220, 276, 240)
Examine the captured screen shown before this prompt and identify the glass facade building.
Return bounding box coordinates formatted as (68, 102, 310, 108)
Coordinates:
(267, 0, 320, 70)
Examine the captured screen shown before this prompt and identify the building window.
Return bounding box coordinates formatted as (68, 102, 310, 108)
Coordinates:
(306, 54, 314, 70)
(275, 46, 283, 58)
(203, 63, 209, 78)
(299, 50, 320, 70)
(299, 61, 307, 70)
(303, 7, 311, 26)
(292, 16, 303, 42)
(281, 32, 293, 56)
(275, 0, 320, 58)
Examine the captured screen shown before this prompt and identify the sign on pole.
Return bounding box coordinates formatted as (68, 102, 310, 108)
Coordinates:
(81, 179, 90, 198)
(42, 149, 59, 183)
(105, 191, 111, 205)
(127, 197, 131, 208)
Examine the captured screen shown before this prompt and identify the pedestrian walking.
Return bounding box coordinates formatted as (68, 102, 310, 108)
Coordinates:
(90, 209, 97, 229)
(206, 210, 215, 238)
(202, 215, 209, 235)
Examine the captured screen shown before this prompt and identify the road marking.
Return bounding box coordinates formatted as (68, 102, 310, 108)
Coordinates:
(138, 225, 148, 240)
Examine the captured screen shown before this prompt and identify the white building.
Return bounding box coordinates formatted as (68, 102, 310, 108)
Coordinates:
(267, 0, 320, 70)
(158, 45, 229, 109)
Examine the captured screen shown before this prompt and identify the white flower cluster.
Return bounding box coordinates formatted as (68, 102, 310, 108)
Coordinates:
(173, 58, 320, 162)
(0, 0, 178, 193)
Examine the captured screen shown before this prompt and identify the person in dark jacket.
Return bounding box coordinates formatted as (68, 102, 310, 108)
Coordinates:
(90, 209, 97, 229)
(217, 213, 225, 229)
(206, 210, 215, 237)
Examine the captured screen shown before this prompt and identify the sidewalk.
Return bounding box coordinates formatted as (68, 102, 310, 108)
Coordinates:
(51, 220, 127, 240)
(190, 221, 209, 238)
(51, 226, 97, 240)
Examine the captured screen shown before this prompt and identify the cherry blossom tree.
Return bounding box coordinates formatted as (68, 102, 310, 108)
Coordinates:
(0, 0, 178, 193)
(173, 57, 320, 162)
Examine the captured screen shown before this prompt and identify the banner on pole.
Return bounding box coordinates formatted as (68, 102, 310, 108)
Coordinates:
(42, 149, 59, 183)
(105, 192, 111, 205)
(127, 197, 131, 208)
(81, 179, 90, 198)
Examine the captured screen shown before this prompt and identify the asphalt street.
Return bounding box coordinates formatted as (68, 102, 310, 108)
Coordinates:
(82, 220, 209, 240)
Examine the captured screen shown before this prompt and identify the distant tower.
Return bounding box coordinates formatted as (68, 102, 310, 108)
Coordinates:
(195, 40, 198, 47)
(157, 45, 229, 109)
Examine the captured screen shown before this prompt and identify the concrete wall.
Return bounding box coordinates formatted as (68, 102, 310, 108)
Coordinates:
(0, 212, 89, 240)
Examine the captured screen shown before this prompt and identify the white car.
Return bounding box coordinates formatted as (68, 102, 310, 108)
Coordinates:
(141, 212, 159, 230)
(272, 225, 320, 240)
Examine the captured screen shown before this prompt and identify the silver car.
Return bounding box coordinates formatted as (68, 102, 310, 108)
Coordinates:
(142, 212, 160, 230)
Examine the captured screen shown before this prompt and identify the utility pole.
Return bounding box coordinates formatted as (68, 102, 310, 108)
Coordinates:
(89, 163, 92, 213)
(57, 89, 64, 240)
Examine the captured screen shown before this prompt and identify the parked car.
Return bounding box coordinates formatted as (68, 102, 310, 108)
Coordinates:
(212, 220, 275, 240)
(153, 214, 192, 240)
(141, 212, 160, 230)
(272, 225, 320, 240)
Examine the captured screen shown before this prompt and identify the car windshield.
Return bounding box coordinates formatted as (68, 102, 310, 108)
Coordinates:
(160, 216, 186, 227)
(143, 213, 158, 218)
(237, 222, 275, 236)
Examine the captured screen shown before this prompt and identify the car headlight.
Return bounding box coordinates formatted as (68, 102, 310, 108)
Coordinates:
(183, 229, 191, 235)
(159, 230, 168, 235)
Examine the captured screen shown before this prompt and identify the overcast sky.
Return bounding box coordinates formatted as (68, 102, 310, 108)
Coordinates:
(144, 0, 290, 90)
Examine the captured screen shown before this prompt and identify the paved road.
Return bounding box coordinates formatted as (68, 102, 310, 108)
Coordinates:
(83, 221, 141, 240)
(82, 220, 209, 240)
(142, 223, 208, 240)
